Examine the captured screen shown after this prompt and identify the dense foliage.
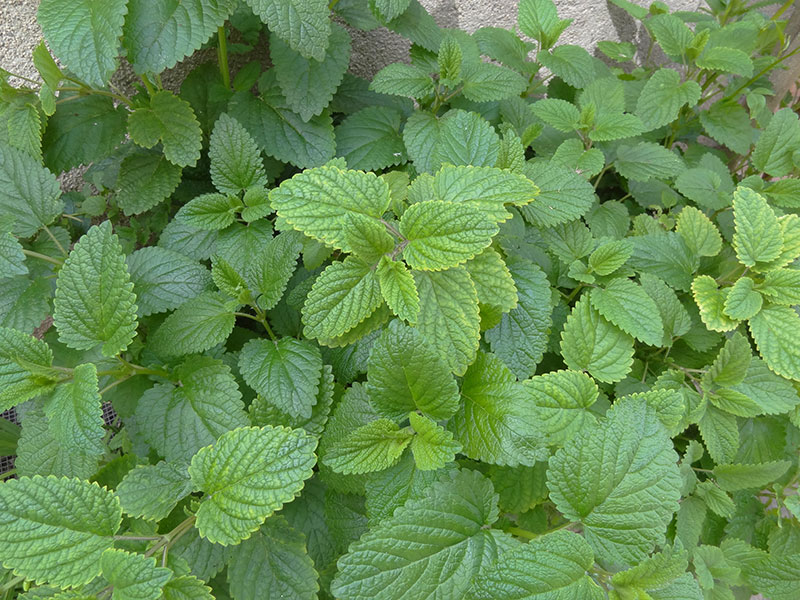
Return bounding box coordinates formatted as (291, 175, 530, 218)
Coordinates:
(1, 0, 800, 597)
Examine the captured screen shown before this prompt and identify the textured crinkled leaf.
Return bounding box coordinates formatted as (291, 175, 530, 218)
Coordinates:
(486, 257, 551, 379)
(464, 247, 517, 312)
(335, 107, 406, 171)
(561, 296, 634, 384)
(15, 407, 96, 479)
(436, 109, 500, 169)
(366, 319, 460, 420)
(722, 276, 762, 320)
(758, 214, 800, 272)
(691, 275, 739, 332)
(522, 370, 598, 446)
(408, 412, 460, 471)
(228, 90, 335, 168)
(239, 338, 322, 419)
(0, 232, 26, 278)
(170, 529, 227, 582)
(749, 305, 800, 381)
(760, 268, 800, 306)
(400, 200, 497, 271)
(752, 108, 800, 177)
(629, 232, 697, 292)
(733, 187, 782, 267)
(402, 111, 442, 173)
(54, 222, 137, 357)
(449, 352, 545, 467)
(413, 267, 480, 376)
(331, 469, 501, 600)
(136, 357, 247, 462)
(42, 95, 128, 174)
(530, 99, 580, 133)
(697, 46, 753, 76)
(538, 45, 596, 88)
(249, 231, 303, 310)
(215, 220, 274, 275)
(674, 168, 728, 211)
(548, 399, 682, 566)
(518, 161, 595, 227)
(677, 206, 722, 257)
(44, 363, 104, 459)
(469, 530, 602, 600)
(700, 101, 753, 155)
(37, 0, 126, 86)
(590, 278, 664, 346)
(209, 113, 268, 194)
(115, 152, 183, 216)
(162, 576, 214, 600)
(364, 454, 446, 524)
(590, 112, 645, 142)
(0, 326, 56, 412)
(588, 239, 632, 276)
(698, 405, 739, 464)
(610, 545, 691, 594)
(227, 516, 318, 600)
(712, 460, 791, 492)
(0, 145, 63, 238)
(271, 23, 350, 121)
(461, 62, 527, 103)
(123, 0, 236, 73)
(376, 257, 419, 323)
(0, 476, 122, 588)
(706, 332, 752, 388)
(303, 257, 383, 341)
(176, 194, 238, 231)
(639, 273, 691, 345)
(100, 549, 172, 600)
(552, 138, 605, 177)
(245, 0, 331, 61)
(116, 462, 193, 522)
(370, 63, 434, 98)
(746, 554, 800, 600)
(324, 418, 413, 474)
(646, 13, 692, 58)
(636, 69, 700, 131)
(127, 247, 213, 317)
(270, 165, 389, 251)
(189, 426, 317, 545)
(149, 292, 235, 357)
(128, 91, 202, 168)
(615, 142, 683, 182)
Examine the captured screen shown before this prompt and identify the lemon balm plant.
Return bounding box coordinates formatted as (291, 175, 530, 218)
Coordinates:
(2, 0, 800, 598)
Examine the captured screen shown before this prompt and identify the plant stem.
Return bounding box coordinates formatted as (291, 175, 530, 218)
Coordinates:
(22, 249, 63, 266)
(56, 86, 132, 107)
(380, 218, 405, 241)
(723, 45, 800, 101)
(43, 225, 68, 256)
(1, 469, 16, 480)
(99, 375, 133, 395)
(140, 74, 157, 97)
(217, 26, 231, 89)
(114, 535, 163, 542)
(143, 515, 196, 559)
(117, 357, 171, 379)
(0, 575, 25, 595)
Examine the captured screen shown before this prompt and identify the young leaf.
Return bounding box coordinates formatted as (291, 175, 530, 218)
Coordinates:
(176, 193, 239, 231)
(0, 476, 122, 587)
(733, 187, 783, 267)
(589, 278, 664, 346)
(751, 108, 800, 177)
(209, 113, 268, 195)
(408, 412, 461, 470)
(705, 332, 752, 388)
(324, 418, 413, 474)
(760, 268, 800, 306)
(676, 206, 722, 257)
(722, 276, 762, 321)
(54, 221, 138, 357)
(519, 161, 595, 227)
(530, 98, 580, 132)
(461, 62, 527, 103)
(100, 549, 172, 600)
(588, 239, 633, 276)
(376, 257, 420, 324)
(692, 275, 739, 332)
(189, 426, 317, 545)
(538, 45, 596, 88)
(116, 462, 193, 522)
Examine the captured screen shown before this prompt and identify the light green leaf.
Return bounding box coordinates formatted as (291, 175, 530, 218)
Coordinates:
(402, 111, 441, 173)
(469, 530, 603, 600)
(696, 46, 753, 77)
(116, 462, 193, 522)
(14, 407, 95, 479)
(590, 278, 664, 346)
(464, 247, 517, 312)
(0, 144, 63, 238)
(367, 320, 460, 420)
(698, 405, 739, 464)
(372, 0, 410, 20)
(639, 273, 691, 345)
(636, 69, 700, 131)
(722, 276, 762, 321)
(370, 63, 434, 98)
(523, 369, 598, 446)
(700, 101, 753, 155)
(127, 247, 213, 317)
(176, 193, 239, 231)
(162, 576, 214, 600)
(706, 332, 752, 388)
(538, 45, 596, 88)
(408, 412, 460, 470)
(691, 275, 739, 332)
(136, 357, 248, 462)
(733, 186, 783, 267)
(335, 107, 406, 171)
(758, 213, 800, 271)
(530, 99, 580, 133)
(115, 152, 183, 216)
(249, 230, 303, 310)
(461, 62, 527, 103)
(646, 13, 693, 60)
(0, 476, 121, 588)
(128, 91, 202, 168)
(245, 0, 330, 61)
(589, 112, 645, 142)
(37, 0, 126, 86)
(228, 90, 335, 168)
(324, 418, 413, 474)
(209, 113, 268, 195)
(0, 277, 50, 335)
(239, 338, 323, 419)
(400, 200, 498, 271)
(760, 268, 800, 306)
(54, 222, 137, 357)
(270, 164, 389, 251)
(227, 516, 318, 600)
(752, 108, 800, 177)
(413, 267, 480, 376)
(547, 398, 682, 566)
(615, 142, 684, 182)
(190, 426, 317, 545)
(517, 0, 571, 49)
(552, 138, 605, 177)
(302, 257, 383, 341)
(749, 304, 800, 381)
(746, 554, 800, 600)
(561, 295, 634, 383)
(376, 257, 420, 324)
(436, 109, 500, 169)
(100, 549, 172, 600)
(449, 352, 545, 467)
(44, 364, 103, 459)
(149, 292, 235, 357)
(676, 206, 722, 257)
(610, 545, 691, 595)
(713, 461, 791, 492)
(486, 257, 552, 379)
(519, 161, 595, 227)
(331, 469, 503, 600)
(0, 327, 57, 412)
(123, 0, 236, 74)
(597, 40, 636, 62)
(588, 239, 632, 276)
(674, 168, 728, 211)
(271, 23, 350, 121)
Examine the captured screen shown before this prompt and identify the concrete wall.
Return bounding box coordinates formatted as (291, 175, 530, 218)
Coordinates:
(1, 0, 701, 84)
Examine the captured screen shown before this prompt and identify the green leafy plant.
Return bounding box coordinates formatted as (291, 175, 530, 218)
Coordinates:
(2, 0, 800, 598)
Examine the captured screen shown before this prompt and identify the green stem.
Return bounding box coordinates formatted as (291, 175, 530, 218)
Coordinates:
(56, 86, 132, 107)
(140, 74, 157, 97)
(1, 469, 16, 481)
(114, 535, 163, 542)
(43, 225, 68, 256)
(217, 26, 231, 89)
(723, 45, 800, 101)
(0, 575, 25, 595)
(117, 357, 171, 379)
(22, 248, 63, 266)
(772, 0, 795, 20)
(564, 284, 584, 304)
(380, 218, 405, 241)
(143, 516, 197, 559)
(99, 375, 133, 395)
